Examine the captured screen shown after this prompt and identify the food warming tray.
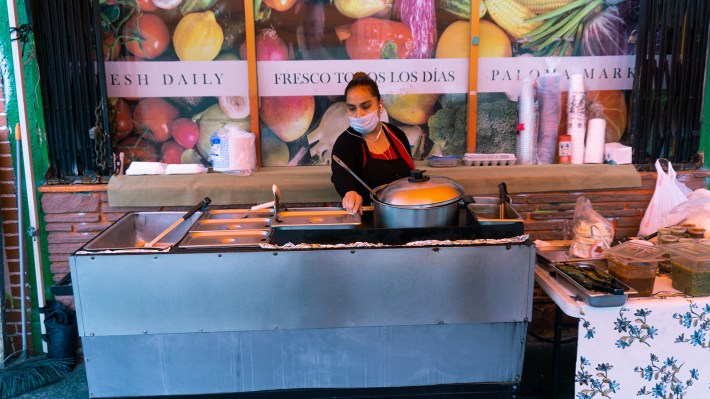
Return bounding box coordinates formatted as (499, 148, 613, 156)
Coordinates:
(204, 207, 360, 229)
(204, 209, 274, 219)
(466, 196, 523, 228)
(537, 246, 635, 307)
(548, 262, 636, 307)
(190, 218, 272, 231)
(271, 207, 361, 230)
(178, 230, 270, 248)
(82, 211, 203, 251)
(537, 245, 607, 268)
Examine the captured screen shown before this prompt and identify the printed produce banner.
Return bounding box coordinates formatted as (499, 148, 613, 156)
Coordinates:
(105, 56, 634, 97)
(100, 0, 249, 166)
(101, 0, 639, 167)
(105, 61, 249, 97)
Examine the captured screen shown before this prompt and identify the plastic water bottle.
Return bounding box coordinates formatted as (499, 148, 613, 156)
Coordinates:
(209, 130, 230, 172)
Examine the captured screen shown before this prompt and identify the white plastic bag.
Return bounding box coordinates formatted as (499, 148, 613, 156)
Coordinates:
(668, 161, 693, 197)
(569, 196, 614, 258)
(662, 189, 710, 238)
(637, 160, 688, 236)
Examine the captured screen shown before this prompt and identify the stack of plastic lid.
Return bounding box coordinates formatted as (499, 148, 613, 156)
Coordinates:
(427, 155, 461, 167)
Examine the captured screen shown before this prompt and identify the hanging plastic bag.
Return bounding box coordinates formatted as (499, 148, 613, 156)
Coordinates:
(638, 159, 688, 236)
(569, 196, 614, 258)
(668, 161, 693, 197)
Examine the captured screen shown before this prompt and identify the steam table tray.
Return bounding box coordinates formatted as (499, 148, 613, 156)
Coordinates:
(537, 246, 636, 307)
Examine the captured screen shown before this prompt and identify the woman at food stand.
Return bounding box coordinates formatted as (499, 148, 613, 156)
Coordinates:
(331, 72, 415, 213)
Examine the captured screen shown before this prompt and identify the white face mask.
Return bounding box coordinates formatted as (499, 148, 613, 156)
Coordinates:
(347, 108, 380, 135)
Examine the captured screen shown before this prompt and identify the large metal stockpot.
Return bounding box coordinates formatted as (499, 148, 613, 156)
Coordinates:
(371, 170, 465, 228)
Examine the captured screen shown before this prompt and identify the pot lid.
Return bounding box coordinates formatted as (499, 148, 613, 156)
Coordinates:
(378, 170, 464, 206)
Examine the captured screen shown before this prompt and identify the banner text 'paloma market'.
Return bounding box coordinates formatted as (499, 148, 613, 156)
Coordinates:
(490, 66, 635, 81)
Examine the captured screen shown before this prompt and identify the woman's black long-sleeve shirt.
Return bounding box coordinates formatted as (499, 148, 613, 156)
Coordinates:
(330, 123, 413, 205)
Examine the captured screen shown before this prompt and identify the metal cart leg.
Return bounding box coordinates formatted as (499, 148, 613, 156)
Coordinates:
(551, 305, 563, 399)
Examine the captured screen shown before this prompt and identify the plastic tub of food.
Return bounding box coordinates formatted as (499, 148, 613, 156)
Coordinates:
(663, 242, 710, 296)
(606, 242, 667, 297)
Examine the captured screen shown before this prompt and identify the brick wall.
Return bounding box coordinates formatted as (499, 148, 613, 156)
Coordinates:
(516, 171, 710, 240)
(0, 75, 30, 353)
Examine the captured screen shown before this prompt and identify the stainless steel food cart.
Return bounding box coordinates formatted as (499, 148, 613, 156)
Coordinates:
(69, 208, 535, 398)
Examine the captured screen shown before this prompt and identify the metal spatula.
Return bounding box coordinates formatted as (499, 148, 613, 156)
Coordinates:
(272, 184, 282, 222)
(145, 197, 211, 247)
(240, 200, 275, 218)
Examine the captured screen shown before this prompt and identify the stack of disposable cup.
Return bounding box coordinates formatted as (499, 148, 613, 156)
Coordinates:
(537, 74, 562, 164)
(566, 74, 586, 164)
(584, 118, 606, 163)
(516, 78, 537, 165)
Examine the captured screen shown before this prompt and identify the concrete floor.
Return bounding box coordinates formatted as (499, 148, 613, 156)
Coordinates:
(11, 336, 577, 399)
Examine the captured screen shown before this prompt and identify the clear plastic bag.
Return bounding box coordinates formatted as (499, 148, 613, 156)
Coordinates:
(569, 196, 614, 258)
(662, 189, 710, 238)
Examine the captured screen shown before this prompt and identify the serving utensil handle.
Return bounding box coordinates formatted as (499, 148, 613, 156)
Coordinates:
(332, 155, 380, 200)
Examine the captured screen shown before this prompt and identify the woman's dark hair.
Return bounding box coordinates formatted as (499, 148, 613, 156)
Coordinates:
(344, 72, 381, 101)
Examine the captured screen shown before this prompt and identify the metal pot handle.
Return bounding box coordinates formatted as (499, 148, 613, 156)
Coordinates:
(408, 169, 431, 183)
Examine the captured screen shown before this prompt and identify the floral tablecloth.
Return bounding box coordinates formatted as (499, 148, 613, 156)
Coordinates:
(535, 267, 710, 399)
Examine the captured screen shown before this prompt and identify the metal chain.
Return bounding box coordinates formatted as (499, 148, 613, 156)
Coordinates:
(91, 103, 108, 171)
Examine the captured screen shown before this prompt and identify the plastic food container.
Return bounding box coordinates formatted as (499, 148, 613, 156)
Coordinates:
(671, 226, 688, 236)
(663, 242, 710, 296)
(606, 242, 667, 297)
(427, 155, 461, 167)
(688, 228, 706, 238)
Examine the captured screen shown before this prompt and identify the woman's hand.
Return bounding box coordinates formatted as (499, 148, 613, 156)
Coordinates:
(342, 191, 363, 214)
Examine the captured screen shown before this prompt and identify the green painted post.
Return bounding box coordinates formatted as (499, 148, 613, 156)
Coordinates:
(702, 41, 710, 188)
(1, 0, 53, 354)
